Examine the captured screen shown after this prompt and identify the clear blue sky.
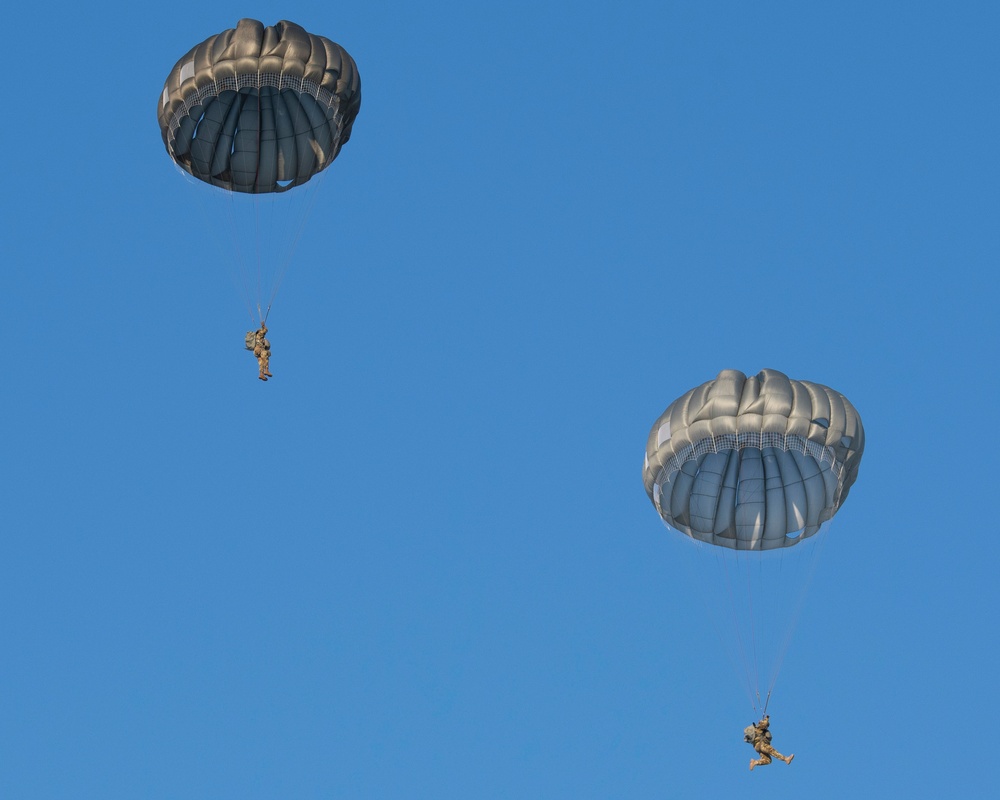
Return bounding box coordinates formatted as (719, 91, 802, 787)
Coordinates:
(4, 1, 998, 797)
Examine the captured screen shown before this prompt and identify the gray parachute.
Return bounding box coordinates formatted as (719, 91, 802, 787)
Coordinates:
(158, 19, 361, 193)
(643, 369, 864, 550)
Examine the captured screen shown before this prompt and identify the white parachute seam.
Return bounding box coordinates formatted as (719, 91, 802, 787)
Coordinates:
(165, 73, 343, 141)
(652, 433, 846, 550)
(654, 432, 842, 486)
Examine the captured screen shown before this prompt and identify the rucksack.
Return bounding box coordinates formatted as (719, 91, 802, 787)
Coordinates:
(245, 331, 257, 351)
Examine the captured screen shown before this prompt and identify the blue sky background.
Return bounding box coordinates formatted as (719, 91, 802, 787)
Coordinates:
(3, 1, 998, 797)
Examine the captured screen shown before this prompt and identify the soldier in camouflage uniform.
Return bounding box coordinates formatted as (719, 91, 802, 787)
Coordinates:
(745, 715, 794, 771)
(250, 323, 273, 382)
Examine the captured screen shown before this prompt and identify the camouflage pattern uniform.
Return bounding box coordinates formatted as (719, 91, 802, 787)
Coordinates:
(745, 715, 794, 771)
(252, 323, 273, 381)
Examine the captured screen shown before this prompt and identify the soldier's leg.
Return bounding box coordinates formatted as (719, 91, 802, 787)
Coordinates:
(750, 751, 772, 771)
(761, 743, 793, 765)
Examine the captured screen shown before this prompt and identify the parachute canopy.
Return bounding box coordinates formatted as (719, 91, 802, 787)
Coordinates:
(643, 369, 864, 550)
(158, 18, 361, 193)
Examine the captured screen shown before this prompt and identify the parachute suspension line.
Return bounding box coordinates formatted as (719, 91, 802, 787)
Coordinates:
(160, 19, 362, 340)
(250, 84, 273, 328)
(255, 184, 263, 314)
(260, 89, 305, 314)
(732, 550, 756, 710)
(263, 118, 340, 314)
(743, 545, 762, 714)
(176, 164, 256, 323)
(764, 522, 832, 704)
(736, 550, 764, 711)
(676, 533, 758, 710)
(218, 186, 257, 323)
(763, 537, 781, 705)
(644, 371, 864, 723)
(731, 461, 764, 715)
(716, 543, 756, 710)
(255, 82, 264, 315)
(762, 538, 789, 707)
(757, 533, 770, 711)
